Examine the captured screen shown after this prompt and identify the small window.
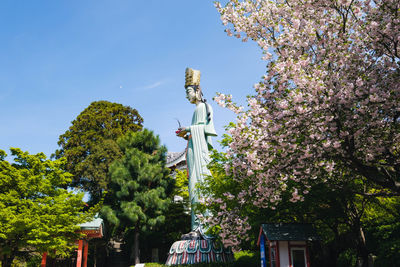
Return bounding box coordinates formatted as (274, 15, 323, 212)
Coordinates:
(291, 248, 306, 267)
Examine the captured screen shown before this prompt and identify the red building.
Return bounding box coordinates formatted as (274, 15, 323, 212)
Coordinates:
(41, 217, 104, 267)
(258, 223, 319, 267)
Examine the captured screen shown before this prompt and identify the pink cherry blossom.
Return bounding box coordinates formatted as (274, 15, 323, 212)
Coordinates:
(206, 0, 400, 247)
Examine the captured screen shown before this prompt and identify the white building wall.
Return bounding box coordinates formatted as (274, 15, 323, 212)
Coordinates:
(290, 241, 305, 245)
(279, 241, 290, 267)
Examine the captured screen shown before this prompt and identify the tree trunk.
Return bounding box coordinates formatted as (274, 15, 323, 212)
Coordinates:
(357, 225, 369, 267)
(94, 243, 97, 267)
(134, 230, 140, 265)
(2, 254, 15, 267)
(349, 202, 369, 267)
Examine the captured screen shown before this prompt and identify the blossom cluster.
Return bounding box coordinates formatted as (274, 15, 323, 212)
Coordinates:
(209, 0, 400, 246)
(204, 197, 251, 248)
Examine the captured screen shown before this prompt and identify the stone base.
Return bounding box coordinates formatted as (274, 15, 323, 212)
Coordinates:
(165, 238, 233, 265)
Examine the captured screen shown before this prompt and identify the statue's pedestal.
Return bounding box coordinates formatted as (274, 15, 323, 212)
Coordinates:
(165, 238, 233, 265)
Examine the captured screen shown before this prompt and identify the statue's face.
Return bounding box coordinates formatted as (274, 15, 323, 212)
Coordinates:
(186, 86, 199, 104)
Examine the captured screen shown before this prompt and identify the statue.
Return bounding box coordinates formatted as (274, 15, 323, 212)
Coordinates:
(165, 68, 233, 265)
(176, 68, 217, 237)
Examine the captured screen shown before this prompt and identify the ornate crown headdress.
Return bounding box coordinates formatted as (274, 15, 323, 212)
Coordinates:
(185, 68, 201, 88)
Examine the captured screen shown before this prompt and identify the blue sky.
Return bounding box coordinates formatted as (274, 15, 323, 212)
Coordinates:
(0, 0, 265, 158)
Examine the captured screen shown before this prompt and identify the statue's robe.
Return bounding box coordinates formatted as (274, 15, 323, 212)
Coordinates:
(186, 102, 217, 231)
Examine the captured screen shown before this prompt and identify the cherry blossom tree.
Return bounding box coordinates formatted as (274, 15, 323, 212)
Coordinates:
(208, 0, 400, 247)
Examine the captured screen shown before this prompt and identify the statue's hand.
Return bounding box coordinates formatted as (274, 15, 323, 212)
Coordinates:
(176, 127, 188, 138)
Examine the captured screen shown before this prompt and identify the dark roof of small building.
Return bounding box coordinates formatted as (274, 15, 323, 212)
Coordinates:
(260, 223, 320, 241)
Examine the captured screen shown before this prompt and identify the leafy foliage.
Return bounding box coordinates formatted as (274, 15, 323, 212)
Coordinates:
(55, 100, 143, 203)
(130, 250, 259, 267)
(0, 148, 96, 267)
(362, 196, 400, 266)
(201, 148, 400, 266)
(214, 0, 400, 203)
(138, 168, 191, 263)
(139, 199, 191, 263)
(209, 1, 400, 265)
(101, 129, 173, 264)
(173, 169, 189, 203)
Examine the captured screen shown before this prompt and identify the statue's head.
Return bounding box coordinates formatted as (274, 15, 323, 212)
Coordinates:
(185, 68, 202, 104)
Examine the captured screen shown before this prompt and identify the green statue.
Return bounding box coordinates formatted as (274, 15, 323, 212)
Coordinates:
(165, 69, 233, 266)
(176, 68, 217, 238)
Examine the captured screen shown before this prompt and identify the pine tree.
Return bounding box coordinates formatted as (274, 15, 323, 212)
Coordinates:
(101, 129, 173, 265)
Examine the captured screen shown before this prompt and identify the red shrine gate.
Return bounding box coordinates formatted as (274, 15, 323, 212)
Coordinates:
(41, 217, 103, 267)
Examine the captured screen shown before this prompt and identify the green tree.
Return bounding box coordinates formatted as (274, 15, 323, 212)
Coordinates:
(172, 169, 189, 204)
(0, 148, 96, 267)
(362, 195, 400, 266)
(201, 147, 400, 266)
(140, 169, 191, 263)
(55, 100, 143, 203)
(101, 129, 173, 265)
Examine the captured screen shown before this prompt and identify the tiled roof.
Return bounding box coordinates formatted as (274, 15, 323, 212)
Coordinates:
(78, 216, 103, 230)
(166, 150, 186, 167)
